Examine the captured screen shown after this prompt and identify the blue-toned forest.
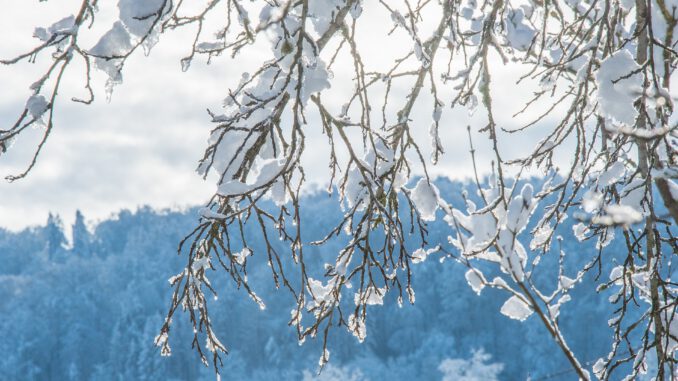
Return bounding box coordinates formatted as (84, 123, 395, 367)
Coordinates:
(0, 179, 632, 380)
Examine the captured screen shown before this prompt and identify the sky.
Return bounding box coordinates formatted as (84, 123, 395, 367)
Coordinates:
(0, 1, 559, 232)
(0, 1, 245, 230)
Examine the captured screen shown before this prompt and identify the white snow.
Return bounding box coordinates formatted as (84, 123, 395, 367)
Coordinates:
(307, 0, 344, 35)
(298, 60, 332, 103)
(500, 295, 533, 321)
(529, 224, 553, 250)
(593, 204, 643, 226)
(354, 285, 386, 306)
(343, 167, 368, 211)
(26, 95, 49, 120)
(582, 190, 603, 213)
(504, 184, 535, 233)
(465, 269, 486, 295)
(217, 180, 252, 197)
(89, 22, 133, 58)
(410, 179, 440, 221)
(307, 278, 336, 309)
(619, 178, 645, 212)
(597, 162, 626, 187)
(233, 247, 252, 265)
(196, 42, 223, 52)
(34, 15, 76, 42)
(505, 7, 535, 51)
(411, 247, 438, 263)
(191, 256, 210, 272)
(498, 234, 527, 281)
(348, 314, 366, 342)
(450, 204, 497, 254)
(595, 50, 642, 126)
(89, 21, 133, 94)
(548, 294, 571, 319)
(573, 223, 589, 241)
(560, 276, 576, 290)
(592, 358, 606, 379)
(118, 0, 167, 36)
(270, 178, 289, 207)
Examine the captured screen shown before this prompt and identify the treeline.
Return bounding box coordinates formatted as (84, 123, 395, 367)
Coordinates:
(0, 179, 623, 380)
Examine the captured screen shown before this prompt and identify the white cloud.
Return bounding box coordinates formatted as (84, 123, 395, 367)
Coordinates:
(0, 2, 566, 231)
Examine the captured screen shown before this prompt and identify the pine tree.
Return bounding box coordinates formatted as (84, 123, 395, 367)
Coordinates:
(72, 210, 91, 256)
(45, 213, 66, 262)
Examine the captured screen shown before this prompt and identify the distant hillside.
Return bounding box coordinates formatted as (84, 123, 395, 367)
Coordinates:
(0, 178, 625, 380)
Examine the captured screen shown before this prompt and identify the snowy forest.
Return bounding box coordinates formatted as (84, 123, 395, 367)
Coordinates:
(0, 178, 658, 380)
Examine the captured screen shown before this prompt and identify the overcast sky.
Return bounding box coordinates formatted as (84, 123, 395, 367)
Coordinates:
(0, 1, 558, 232)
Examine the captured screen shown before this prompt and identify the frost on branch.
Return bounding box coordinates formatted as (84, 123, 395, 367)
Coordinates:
(4, 0, 678, 379)
(159, 0, 449, 372)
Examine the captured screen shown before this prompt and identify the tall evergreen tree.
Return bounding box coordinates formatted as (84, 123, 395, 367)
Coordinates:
(72, 210, 91, 256)
(45, 213, 66, 261)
